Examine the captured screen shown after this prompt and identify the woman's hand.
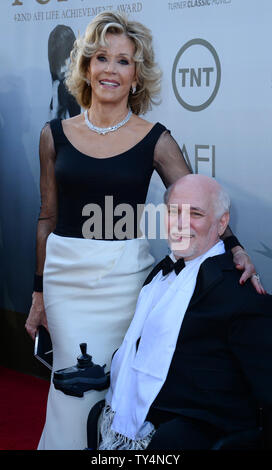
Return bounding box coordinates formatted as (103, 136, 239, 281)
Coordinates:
(25, 292, 48, 341)
(232, 247, 266, 294)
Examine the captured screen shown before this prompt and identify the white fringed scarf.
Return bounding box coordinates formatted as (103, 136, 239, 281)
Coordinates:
(99, 241, 225, 450)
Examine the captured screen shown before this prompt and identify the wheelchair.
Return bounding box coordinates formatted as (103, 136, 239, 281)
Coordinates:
(85, 399, 265, 450)
(52, 343, 267, 450)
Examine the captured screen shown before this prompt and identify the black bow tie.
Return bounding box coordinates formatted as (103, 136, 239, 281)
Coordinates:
(161, 255, 185, 276)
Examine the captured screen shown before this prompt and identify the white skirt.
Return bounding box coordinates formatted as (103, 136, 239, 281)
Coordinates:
(38, 233, 154, 450)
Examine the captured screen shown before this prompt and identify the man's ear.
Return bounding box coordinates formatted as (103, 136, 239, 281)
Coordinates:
(218, 212, 230, 237)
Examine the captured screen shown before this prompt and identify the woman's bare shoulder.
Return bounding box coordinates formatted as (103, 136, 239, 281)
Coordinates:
(62, 113, 84, 131)
(130, 114, 155, 133)
(61, 113, 89, 143)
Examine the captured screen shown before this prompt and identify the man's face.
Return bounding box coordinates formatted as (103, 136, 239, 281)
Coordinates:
(167, 180, 228, 260)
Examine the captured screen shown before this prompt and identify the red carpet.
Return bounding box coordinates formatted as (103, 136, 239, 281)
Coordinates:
(0, 366, 50, 450)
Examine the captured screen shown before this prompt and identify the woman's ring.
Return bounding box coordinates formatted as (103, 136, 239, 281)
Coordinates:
(251, 273, 261, 283)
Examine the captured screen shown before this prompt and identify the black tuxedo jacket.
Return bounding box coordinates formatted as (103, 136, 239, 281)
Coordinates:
(144, 251, 272, 437)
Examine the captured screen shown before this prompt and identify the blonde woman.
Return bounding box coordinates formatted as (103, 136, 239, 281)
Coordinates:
(25, 11, 262, 450)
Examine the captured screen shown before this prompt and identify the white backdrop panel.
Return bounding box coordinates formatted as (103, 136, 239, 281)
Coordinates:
(0, 0, 271, 313)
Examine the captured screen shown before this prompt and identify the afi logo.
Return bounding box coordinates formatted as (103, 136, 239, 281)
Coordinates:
(172, 39, 221, 112)
(12, 0, 67, 5)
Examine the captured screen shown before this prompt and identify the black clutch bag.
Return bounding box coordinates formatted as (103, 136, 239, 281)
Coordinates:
(34, 325, 53, 370)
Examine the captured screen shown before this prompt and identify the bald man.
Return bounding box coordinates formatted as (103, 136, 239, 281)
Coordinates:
(96, 175, 272, 450)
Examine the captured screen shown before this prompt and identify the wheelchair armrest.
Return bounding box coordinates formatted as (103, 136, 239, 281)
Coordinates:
(86, 399, 106, 450)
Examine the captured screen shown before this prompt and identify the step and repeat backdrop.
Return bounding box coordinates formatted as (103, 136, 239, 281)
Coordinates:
(0, 0, 271, 314)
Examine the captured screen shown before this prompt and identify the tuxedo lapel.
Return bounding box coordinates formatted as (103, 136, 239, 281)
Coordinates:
(189, 251, 234, 308)
(143, 251, 234, 305)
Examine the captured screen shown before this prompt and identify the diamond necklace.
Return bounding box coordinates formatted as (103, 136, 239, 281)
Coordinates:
(84, 108, 132, 135)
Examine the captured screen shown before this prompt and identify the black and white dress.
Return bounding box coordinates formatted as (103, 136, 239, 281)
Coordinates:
(37, 118, 189, 450)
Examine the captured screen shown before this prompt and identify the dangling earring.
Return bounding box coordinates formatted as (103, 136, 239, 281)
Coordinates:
(86, 78, 91, 86)
(131, 86, 136, 94)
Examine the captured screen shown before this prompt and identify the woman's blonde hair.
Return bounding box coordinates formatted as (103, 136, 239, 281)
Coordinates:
(65, 11, 162, 115)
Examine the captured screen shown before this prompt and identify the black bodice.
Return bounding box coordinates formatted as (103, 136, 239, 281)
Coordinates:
(50, 119, 167, 240)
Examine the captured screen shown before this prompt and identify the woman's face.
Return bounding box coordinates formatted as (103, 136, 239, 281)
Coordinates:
(87, 32, 137, 107)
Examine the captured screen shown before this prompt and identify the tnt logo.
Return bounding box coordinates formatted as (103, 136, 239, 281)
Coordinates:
(172, 39, 221, 112)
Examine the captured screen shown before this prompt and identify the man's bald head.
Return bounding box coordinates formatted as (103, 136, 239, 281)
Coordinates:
(165, 174, 230, 260)
(165, 174, 230, 220)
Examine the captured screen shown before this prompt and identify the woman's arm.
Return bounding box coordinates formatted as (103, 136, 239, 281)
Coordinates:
(34, 124, 58, 283)
(153, 130, 191, 186)
(221, 228, 265, 294)
(25, 123, 58, 339)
